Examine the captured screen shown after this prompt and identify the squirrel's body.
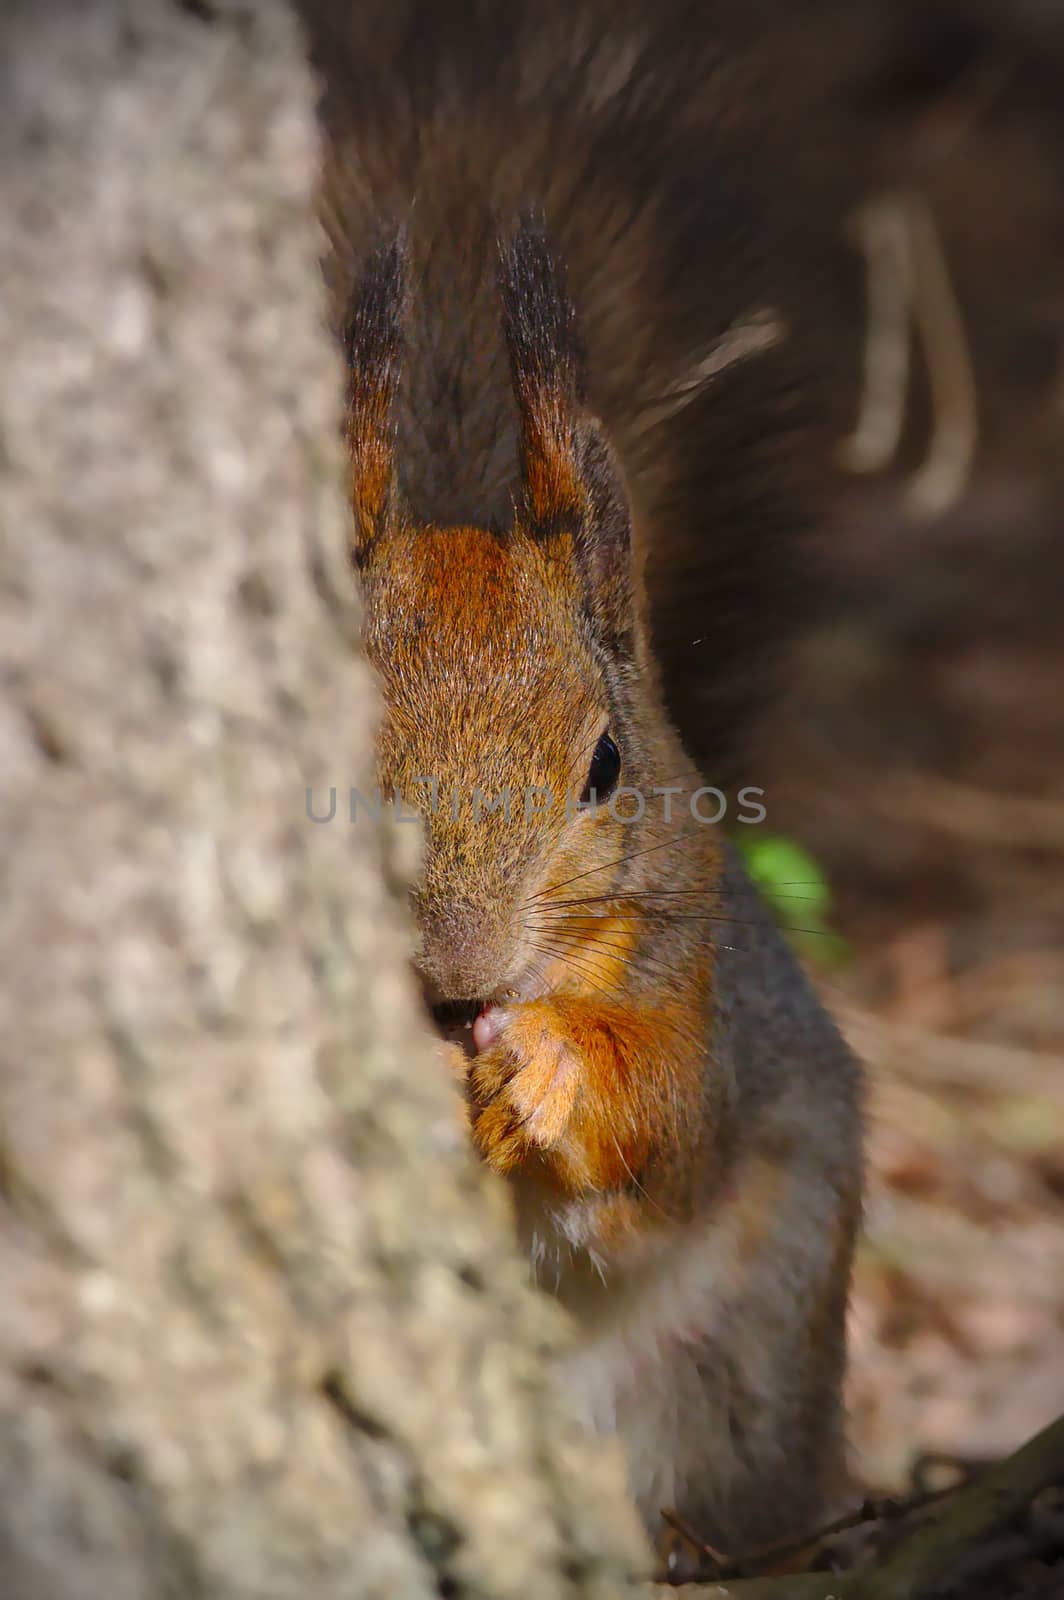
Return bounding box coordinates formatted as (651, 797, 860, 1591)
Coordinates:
(302, 0, 863, 1560)
(544, 849, 860, 1549)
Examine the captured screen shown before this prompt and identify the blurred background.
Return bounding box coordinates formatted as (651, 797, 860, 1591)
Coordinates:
(736, 0, 1064, 1491)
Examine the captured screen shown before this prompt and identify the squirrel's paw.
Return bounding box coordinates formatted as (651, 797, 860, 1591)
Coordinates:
(434, 1037, 470, 1086)
(467, 1000, 581, 1174)
(433, 1037, 475, 1136)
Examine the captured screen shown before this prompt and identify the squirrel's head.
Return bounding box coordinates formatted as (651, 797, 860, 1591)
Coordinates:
(347, 226, 671, 1012)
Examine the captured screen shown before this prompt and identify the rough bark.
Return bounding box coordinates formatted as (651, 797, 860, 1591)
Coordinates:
(0, 3, 647, 1596)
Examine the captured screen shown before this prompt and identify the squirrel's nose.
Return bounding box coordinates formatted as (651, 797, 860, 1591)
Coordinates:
(414, 901, 509, 1002)
(417, 944, 499, 1005)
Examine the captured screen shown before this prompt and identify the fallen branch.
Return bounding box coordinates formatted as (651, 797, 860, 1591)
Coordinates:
(650, 1411, 1064, 1599)
(861, 1411, 1064, 1599)
(660, 1479, 965, 1583)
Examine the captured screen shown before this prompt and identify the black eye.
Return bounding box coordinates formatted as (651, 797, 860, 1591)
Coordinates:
(581, 732, 621, 804)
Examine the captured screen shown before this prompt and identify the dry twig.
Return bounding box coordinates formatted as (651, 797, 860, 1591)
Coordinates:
(651, 1412, 1064, 1599)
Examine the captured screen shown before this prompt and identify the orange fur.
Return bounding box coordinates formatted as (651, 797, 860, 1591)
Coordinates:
(331, 190, 862, 1552)
(521, 391, 585, 524)
(348, 392, 394, 531)
(360, 508, 723, 1238)
(469, 992, 704, 1195)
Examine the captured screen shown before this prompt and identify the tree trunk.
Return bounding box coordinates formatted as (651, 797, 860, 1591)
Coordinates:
(0, 3, 646, 1596)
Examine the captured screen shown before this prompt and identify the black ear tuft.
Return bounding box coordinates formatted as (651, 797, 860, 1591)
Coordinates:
(499, 221, 635, 648)
(344, 231, 406, 565)
(498, 221, 584, 405)
(498, 220, 585, 528)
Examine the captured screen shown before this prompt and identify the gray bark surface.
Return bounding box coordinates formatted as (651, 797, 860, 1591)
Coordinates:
(0, 3, 647, 1596)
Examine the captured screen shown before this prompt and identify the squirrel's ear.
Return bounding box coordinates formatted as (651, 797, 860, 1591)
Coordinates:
(344, 232, 406, 567)
(572, 417, 637, 650)
(499, 223, 635, 648)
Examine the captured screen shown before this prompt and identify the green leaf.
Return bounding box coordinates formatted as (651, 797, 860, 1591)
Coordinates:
(732, 832, 850, 967)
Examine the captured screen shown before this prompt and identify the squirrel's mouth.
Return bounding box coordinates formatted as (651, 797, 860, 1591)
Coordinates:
(431, 997, 487, 1057)
(431, 998, 484, 1030)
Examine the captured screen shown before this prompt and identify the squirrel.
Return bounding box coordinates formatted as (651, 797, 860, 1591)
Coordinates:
(300, 0, 864, 1564)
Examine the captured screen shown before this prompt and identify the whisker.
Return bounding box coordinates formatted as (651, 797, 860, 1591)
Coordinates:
(534, 909, 836, 940)
(609, 1134, 672, 1224)
(526, 925, 719, 985)
(523, 930, 637, 991)
(521, 826, 703, 907)
(522, 939, 618, 1002)
(539, 885, 827, 911)
(534, 926, 743, 960)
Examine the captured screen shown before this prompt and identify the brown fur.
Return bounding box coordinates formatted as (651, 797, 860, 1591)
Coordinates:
(300, 0, 864, 1562)
(301, 0, 847, 782)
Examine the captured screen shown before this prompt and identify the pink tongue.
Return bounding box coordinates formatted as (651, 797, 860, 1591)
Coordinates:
(472, 1007, 503, 1054)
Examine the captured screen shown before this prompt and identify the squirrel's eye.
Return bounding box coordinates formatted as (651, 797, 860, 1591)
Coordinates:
(581, 732, 621, 804)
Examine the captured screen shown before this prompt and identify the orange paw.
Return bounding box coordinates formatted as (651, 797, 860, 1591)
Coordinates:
(467, 1000, 582, 1175)
(434, 1037, 470, 1087)
(432, 1037, 475, 1136)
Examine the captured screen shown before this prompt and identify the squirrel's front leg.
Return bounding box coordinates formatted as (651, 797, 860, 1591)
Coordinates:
(467, 994, 705, 1198)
